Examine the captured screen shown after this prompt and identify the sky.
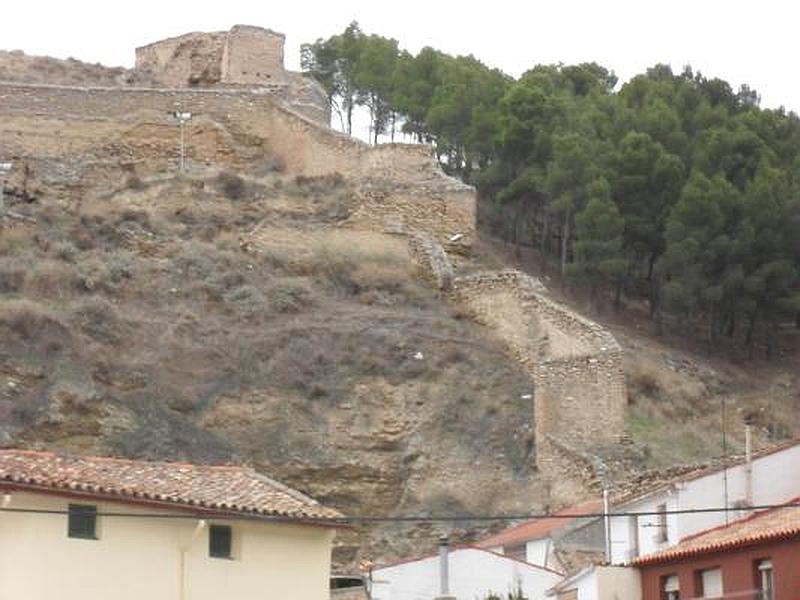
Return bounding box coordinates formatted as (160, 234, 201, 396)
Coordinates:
(2, 0, 798, 117)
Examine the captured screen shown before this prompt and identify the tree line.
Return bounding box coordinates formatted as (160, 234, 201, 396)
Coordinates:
(302, 23, 800, 354)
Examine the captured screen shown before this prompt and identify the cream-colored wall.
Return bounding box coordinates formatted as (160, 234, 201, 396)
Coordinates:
(0, 491, 334, 600)
(596, 566, 641, 600)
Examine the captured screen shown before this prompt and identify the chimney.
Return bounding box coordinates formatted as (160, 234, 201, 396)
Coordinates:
(745, 424, 754, 506)
(436, 536, 455, 600)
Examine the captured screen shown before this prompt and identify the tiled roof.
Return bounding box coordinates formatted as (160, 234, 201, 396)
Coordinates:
(0, 449, 342, 522)
(373, 545, 565, 576)
(477, 501, 602, 549)
(633, 499, 800, 565)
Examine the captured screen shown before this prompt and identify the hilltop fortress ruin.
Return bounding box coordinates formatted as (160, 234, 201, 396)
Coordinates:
(0, 25, 628, 495)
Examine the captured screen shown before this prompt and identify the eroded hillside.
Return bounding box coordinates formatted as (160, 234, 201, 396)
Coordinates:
(0, 170, 544, 563)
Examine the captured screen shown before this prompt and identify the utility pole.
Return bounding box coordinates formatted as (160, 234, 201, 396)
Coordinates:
(0, 161, 12, 213)
(172, 103, 193, 172)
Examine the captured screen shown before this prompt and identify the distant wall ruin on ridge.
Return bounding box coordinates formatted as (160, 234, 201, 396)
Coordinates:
(134, 25, 329, 125)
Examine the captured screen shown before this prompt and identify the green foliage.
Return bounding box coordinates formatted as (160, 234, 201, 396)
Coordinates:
(570, 178, 626, 304)
(302, 24, 800, 351)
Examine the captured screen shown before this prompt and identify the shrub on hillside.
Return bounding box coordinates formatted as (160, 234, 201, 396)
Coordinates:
(0, 266, 26, 293)
(216, 171, 247, 200)
(0, 299, 69, 344)
(267, 279, 313, 313)
(71, 296, 127, 346)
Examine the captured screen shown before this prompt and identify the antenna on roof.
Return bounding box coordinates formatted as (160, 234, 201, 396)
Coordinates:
(722, 396, 730, 525)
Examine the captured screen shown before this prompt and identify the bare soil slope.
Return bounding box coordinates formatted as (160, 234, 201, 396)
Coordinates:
(0, 170, 543, 564)
(0, 50, 131, 86)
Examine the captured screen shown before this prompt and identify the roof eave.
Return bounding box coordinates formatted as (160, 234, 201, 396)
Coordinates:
(0, 481, 345, 528)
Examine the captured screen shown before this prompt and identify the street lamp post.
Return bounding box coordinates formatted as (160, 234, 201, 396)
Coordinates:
(0, 161, 12, 213)
(172, 105, 193, 172)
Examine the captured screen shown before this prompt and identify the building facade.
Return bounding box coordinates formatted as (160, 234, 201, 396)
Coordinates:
(548, 565, 642, 600)
(0, 450, 340, 600)
(478, 501, 604, 573)
(635, 502, 800, 600)
(370, 546, 563, 600)
(608, 439, 800, 565)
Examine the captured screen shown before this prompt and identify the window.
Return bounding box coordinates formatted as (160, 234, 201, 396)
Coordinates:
(209, 524, 233, 559)
(698, 568, 723, 599)
(756, 559, 773, 600)
(68, 504, 98, 540)
(662, 574, 680, 600)
(655, 504, 668, 543)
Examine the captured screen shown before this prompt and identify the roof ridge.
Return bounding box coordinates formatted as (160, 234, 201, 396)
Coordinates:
(0, 449, 250, 472)
(677, 496, 800, 545)
(249, 471, 322, 506)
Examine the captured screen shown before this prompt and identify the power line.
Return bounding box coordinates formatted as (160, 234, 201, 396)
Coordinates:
(0, 501, 798, 523)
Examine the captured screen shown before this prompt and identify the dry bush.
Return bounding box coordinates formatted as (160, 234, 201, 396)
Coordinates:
(0, 228, 33, 256)
(223, 285, 269, 318)
(215, 171, 247, 200)
(0, 265, 26, 293)
(287, 173, 345, 198)
(52, 241, 78, 263)
(28, 260, 80, 299)
(71, 296, 128, 346)
(77, 257, 118, 294)
(266, 278, 313, 314)
(0, 299, 69, 343)
(317, 190, 355, 221)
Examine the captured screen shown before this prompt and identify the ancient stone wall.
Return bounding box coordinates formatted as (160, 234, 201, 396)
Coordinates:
(220, 25, 285, 85)
(408, 235, 454, 291)
(450, 270, 627, 476)
(0, 82, 475, 248)
(134, 26, 329, 125)
(135, 32, 226, 87)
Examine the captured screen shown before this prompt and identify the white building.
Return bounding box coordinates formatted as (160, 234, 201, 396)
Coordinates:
(548, 565, 641, 600)
(477, 500, 604, 572)
(608, 438, 800, 565)
(0, 449, 341, 600)
(546, 437, 800, 600)
(371, 546, 564, 600)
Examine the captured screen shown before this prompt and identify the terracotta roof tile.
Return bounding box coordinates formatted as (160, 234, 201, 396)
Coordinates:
(477, 500, 602, 549)
(0, 449, 342, 522)
(633, 499, 800, 565)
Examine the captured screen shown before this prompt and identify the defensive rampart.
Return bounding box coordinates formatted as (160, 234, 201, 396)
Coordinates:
(0, 82, 475, 249)
(450, 270, 627, 478)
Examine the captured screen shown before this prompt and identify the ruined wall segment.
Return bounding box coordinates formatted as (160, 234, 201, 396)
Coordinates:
(221, 25, 285, 85)
(134, 26, 329, 125)
(450, 270, 627, 479)
(135, 32, 226, 87)
(0, 82, 475, 249)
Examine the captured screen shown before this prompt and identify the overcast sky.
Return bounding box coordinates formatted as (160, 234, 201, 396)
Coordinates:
(3, 0, 797, 115)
